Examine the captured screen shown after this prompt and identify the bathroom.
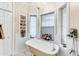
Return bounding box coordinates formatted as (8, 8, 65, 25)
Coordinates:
(0, 2, 79, 56)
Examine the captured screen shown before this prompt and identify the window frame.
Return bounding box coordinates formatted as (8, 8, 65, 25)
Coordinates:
(41, 12, 55, 27)
(29, 15, 37, 38)
(41, 12, 57, 41)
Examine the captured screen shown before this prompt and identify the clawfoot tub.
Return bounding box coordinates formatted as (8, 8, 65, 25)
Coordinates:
(26, 38, 59, 56)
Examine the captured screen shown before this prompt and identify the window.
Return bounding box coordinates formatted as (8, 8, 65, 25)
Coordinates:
(30, 15, 37, 38)
(41, 12, 55, 41)
(41, 12, 55, 27)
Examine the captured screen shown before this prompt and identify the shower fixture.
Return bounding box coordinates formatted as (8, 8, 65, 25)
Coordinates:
(67, 28, 78, 56)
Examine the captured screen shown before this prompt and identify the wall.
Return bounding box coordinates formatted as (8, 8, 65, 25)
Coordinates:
(70, 3, 79, 38)
(55, 2, 73, 56)
(55, 2, 66, 44)
(70, 2, 79, 55)
(26, 2, 56, 14)
(55, 2, 79, 56)
(14, 2, 29, 55)
(39, 2, 56, 14)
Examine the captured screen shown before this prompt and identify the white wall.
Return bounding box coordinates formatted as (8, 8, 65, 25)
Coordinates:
(56, 2, 70, 56)
(14, 2, 29, 55)
(70, 2, 79, 55)
(55, 2, 79, 56)
(0, 2, 13, 55)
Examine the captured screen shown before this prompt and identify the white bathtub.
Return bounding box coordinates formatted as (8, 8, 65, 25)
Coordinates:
(25, 38, 59, 56)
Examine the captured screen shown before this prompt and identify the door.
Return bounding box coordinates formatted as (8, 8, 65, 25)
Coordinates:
(0, 10, 13, 55)
(4, 11, 13, 55)
(0, 10, 5, 55)
(59, 3, 72, 56)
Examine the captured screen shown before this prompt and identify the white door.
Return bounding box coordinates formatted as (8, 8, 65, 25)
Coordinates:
(0, 10, 13, 55)
(59, 3, 73, 56)
(0, 10, 5, 55)
(4, 11, 13, 55)
(0, 2, 12, 12)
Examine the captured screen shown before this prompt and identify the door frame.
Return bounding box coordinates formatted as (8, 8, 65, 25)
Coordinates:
(58, 2, 70, 46)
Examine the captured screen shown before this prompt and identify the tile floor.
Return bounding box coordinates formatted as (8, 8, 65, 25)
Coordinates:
(15, 47, 32, 56)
